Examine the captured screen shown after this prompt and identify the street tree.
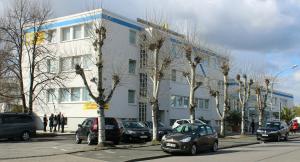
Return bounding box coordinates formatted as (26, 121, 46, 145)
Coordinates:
(280, 107, 295, 124)
(236, 74, 253, 135)
(255, 78, 270, 126)
(139, 19, 172, 142)
(220, 61, 230, 137)
(0, 0, 64, 114)
(182, 44, 203, 123)
(75, 21, 120, 146)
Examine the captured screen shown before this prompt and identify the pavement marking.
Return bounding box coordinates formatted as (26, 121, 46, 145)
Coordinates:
(104, 150, 115, 154)
(52, 147, 58, 149)
(60, 149, 67, 151)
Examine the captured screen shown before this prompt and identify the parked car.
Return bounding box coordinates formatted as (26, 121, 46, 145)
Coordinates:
(122, 121, 151, 142)
(172, 119, 206, 129)
(0, 113, 36, 141)
(161, 123, 218, 155)
(75, 117, 123, 145)
(143, 121, 172, 140)
(256, 121, 289, 142)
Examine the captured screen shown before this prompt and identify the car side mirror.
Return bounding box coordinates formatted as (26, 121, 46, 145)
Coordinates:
(78, 124, 82, 128)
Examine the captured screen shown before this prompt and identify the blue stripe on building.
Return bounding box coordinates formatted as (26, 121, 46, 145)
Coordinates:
(26, 12, 142, 32)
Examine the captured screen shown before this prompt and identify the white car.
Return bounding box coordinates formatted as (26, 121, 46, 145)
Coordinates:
(172, 119, 206, 129)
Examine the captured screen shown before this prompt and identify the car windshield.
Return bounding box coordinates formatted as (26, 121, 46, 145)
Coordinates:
(265, 122, 280, 130)
(174, 124, 198, 133)
(146, 122, 165, 128)
(123, 121, 145, 129)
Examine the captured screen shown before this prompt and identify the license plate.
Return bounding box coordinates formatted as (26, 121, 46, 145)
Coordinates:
(262, 134, 268, 137)
(166, 143, 176, 148)
(140, 136, 148, 139)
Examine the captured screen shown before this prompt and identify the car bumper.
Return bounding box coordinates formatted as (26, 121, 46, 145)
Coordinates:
(161, 141, 192, 153)
(257, 133, 278, 141)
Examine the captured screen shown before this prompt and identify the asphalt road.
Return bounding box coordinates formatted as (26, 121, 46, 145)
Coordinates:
(145, 137, 300, 162)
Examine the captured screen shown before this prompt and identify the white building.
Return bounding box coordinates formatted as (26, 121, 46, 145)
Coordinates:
(24, 9, 294, 131)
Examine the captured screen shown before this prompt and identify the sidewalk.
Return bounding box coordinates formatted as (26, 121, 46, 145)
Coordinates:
(35, 130, 75, 137)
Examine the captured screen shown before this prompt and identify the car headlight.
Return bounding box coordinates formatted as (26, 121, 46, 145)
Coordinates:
(257, 130, 263, 133)
(158, 131, 164, 134)
(162, 135, 167, 141)
(180, 137, 191, 142)
(126, 130, 135, 134)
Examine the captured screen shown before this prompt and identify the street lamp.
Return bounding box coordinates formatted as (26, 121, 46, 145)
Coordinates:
(270, 64, 298, 121)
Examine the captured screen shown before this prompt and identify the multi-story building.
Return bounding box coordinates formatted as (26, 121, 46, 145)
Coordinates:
(25, 8, 294, 132)
(24, 9, 227, 131)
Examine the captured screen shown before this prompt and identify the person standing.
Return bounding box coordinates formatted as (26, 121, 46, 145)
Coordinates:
(57, 112, 61, 132)
(49, 114, 54, 132)
(292, 120, 299, 134)
(43, 114, 48, 132)
(61, 114, 65, 133)
(251, 120, 255, 135)
(53, 115, 58, 132)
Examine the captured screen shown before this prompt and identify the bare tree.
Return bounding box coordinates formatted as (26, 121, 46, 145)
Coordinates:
(75, 20, 120, 146)
(139, 19, 172, 142)
(0, 0, 65, 114)
(255, 78, 270, 126)
(182, 44, 203, 123)
(236, 74, 253, 135)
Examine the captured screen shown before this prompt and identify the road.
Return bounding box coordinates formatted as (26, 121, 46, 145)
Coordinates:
(1, 135, 299, 162)
(145, 137, 300, 162)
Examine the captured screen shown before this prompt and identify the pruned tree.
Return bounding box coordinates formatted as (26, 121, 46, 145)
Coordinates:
(220, 61, 230, 136)
(182, 44, 203, 123)
(255, 78, 270, 127)
(0, 0, 65, 114)
(236, 74, 253, 135)
(75, 20, 120, 146)
(139, 19, 172, 142)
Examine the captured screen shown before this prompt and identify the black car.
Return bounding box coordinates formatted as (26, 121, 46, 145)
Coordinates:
(256, 121, 289, 142)
(143, 121, 172, 140)
(122, 121, 151, 142)
(75, 117, 123, 145)
(161, 123, 218, 155)
(0, 113, 36, 141)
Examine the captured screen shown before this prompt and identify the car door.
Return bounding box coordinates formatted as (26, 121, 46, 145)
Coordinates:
(77, 120, 87, 138)
(0, 116, 5, 138)
(205, 126, 215, 148)
(195, 125, 208, 151)
(82, 119, 93, 139)
(3, 115, 19, 137)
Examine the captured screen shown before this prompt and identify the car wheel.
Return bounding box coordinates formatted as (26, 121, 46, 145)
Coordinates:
(75, 132, 82, 144)
(284, 134, 288, 141)
(211, 141, 218, 152)
(276, 135, 281, 142)
(87, 133, 94, 145)
(21, 131, 30, 141)
(190, 144, 197, 155)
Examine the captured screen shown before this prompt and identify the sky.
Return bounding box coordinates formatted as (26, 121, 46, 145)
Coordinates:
(1, 0, 300, 104)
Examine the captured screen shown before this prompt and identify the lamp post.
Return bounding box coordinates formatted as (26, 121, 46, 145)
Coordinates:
(270, 65, 298, 120)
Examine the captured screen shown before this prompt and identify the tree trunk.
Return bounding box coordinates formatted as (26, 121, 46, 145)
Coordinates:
(151, 48, 159, 142)
(189, 65, 196, 124)
(98, 106, 105, 146)
(220, 117, 225, 136)
(220, 74, 228, 137)
(259, 109, 263, 127)
(241, 102, 246, 135)
(151, 100, 158, 141)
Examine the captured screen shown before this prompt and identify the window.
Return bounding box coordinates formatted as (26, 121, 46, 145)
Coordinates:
(82, 87, 92, 101)
(73, 25, 82, 39)
(47, 30, 56, 43)
(204, 99, 209, 109)
(60, 88, 70, 102)
(171, 69, 176, 81)
(140, 45, 147, 68)
(61, 57, 72, 72)
(129, 30, 136, 44)
(84, 23, 93, 37)
(73, 56, 82, 69)
(205, 126, 213, 135)
(176, 96, 183, 107)
(183, 97, 189, 108)
(82, 55, 92, 69)
(139, 102, 147, 122)
(170, 96, 176, 107)
(71, 88, 81, 101)
(198, 99, 204, 109)
(48, 59, 57, 73)
(47, 89, 56, 102)
(128, 90, 136, 104)
(129, 59, 136, 74)
(139, 73, 147, 97)
(61, 27, 71, 41)
(198, 125, 207, 136)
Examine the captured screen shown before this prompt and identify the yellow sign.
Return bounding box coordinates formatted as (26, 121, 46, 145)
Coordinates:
(83, 102, 109, 110)
(25, 31, 45, 45)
